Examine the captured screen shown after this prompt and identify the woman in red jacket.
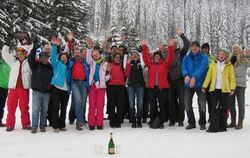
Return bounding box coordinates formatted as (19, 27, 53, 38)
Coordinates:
(141, 40, 174, 129)
(107, 53, 126, 128)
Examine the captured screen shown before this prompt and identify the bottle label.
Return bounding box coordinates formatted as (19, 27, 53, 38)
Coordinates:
(109, 148, 115, 154)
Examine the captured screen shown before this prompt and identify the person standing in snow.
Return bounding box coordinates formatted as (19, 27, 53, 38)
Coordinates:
(85, 37, 110, 130)
(125, 50, 145, 128)
(68, 45, 90, 130)
(68, 47, 89, 125)
(107, 53, 126, 128)
(0, 49, 10, 127)
(182, 41, 208, 130)
(201, 43, 215, 122)
(141, 39, 174, 129)
(28, 38, 53, 134)
(167, 27, 190, 127)
(2, 34, 32, 132)
(202, 49, 235, 132)
(50, 37, 70, 133)
(227, 44, 250, 129)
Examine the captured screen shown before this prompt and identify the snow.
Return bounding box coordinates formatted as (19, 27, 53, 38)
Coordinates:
(0, 80, 250, 158)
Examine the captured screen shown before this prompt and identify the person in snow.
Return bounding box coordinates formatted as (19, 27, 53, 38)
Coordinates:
(0, 49, 10, 127)
(50, 37, 70, 133)
(68, 47, 89, 125)
(67, 45, 90, 130)
(141, 39, 174, 129)
(166, 27, 190, 127)
(107, 53, 126, 128)
(227, 43, 250, 129)
(125, 50, 146, 128)
(85, 37, 110, 131)
(182, 41, 208, 130)
(28, 38, 53, 134)
(201, 43, 215, 122)
(2, 34, 32, 132)
(202, 48, 235, 132)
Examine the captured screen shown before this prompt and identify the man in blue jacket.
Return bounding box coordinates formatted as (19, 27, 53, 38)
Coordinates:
(182, 41, 208, 130)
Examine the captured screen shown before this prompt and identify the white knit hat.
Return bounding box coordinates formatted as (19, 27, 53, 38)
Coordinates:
(232, 43, 243, 51)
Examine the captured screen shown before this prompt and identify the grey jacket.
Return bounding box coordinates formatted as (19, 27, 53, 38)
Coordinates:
(233, 56, 250, 87)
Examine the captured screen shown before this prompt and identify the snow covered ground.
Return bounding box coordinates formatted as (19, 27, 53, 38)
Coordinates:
(0, 80, 250, 158)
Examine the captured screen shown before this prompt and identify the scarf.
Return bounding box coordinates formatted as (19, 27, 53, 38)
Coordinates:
(94, 57, 105, 65)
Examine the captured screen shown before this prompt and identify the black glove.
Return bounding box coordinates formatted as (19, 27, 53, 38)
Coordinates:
(4, 33, 14, 46)
(33, 36, 40, 49)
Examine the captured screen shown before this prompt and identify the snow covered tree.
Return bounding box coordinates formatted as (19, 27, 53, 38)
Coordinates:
(50, 0, 89, 40)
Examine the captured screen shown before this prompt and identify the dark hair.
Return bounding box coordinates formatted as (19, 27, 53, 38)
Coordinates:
(119, 45, 127, 53)
(111, 45, 117, 49)
(112, 52, 122, 59)
(39, 52, 49, 58)
(191, 41, 200, 48)
(59, 52, 68, 60)
(93, 46, 103, 54)
(201, 43, 210, 50)
(153, 51, 163, 59)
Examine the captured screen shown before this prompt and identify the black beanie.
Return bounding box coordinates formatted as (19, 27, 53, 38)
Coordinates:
(191, 41, 200, 48)
(201, 43, 210, 50)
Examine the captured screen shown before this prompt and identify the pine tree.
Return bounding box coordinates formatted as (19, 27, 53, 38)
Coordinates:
(127, 26, 139, 53)
(50, 0, 89, 41)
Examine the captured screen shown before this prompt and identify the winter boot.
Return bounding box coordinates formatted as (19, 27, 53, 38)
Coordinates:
(137, 118, 142, 128)
(227, 121, 236, 128)
(132, 118, 136, 128)
(235, 120, 243, 130)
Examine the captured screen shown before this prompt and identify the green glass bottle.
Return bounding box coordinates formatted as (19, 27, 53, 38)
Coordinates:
(108, 133, 115, 155)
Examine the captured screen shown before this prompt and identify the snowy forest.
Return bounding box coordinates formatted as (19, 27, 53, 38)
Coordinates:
(0, 0, 250, 53)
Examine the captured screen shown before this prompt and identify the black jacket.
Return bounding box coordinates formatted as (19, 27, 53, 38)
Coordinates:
(169, 33, 190, 81)
(127, 60, 145, 87)
(28, 47, 53, 93)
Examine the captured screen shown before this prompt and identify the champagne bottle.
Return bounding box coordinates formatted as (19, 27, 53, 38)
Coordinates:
(108, 133, 115, 155)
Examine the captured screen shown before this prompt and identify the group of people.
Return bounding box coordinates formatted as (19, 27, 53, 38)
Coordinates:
(0, 27, 249, 134)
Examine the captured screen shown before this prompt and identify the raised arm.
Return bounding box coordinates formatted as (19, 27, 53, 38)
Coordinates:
(2, 34, 16, 66)
(176, 27, 190, 56)
(2, 45, 16, 66)
(141, 40, 153, 68)
(85, 37, 94, 66)
(165, 45, 174, 66)
(28, 39, 40, 70)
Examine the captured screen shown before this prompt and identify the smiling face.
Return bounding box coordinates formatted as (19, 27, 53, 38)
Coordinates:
(113, 54, 121, 64)
(74, 49, 82, 61)
(232, 46, 241, 55)
(92, 50, 101, 61)
(16, 51, 26, 61)
(154, 54, 161, 63)
(60, 54, 68, 64)
(202, 48, 209, 54)
(44, 44, 51, 55)
(131, 52, 139, 61)
(217, 51, 227, 62)
(191, 45, 200, 54)
(81, 48, 87, 58)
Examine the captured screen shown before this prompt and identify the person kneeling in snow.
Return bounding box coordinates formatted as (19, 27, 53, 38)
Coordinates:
(2, 34, 32, 132)
(202, 49, 236, 132)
